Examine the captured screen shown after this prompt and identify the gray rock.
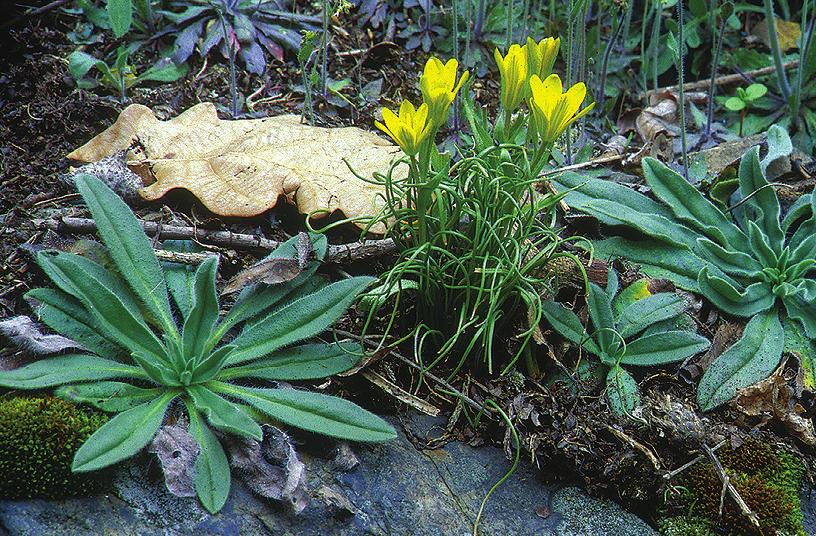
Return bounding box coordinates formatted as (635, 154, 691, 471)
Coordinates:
(0, 414, 656, 535)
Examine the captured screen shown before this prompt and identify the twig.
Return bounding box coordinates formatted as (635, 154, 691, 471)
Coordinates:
(333, 329, 496, 420)
(643, 61, 799, 98)
(362, 370, 441, 417)
(663, 440, 725, 480)
(31, 217, 397, 264)
(605, 424, 662, 471)
(153, 249, 216, 265)
(702, 442, 761, 529)
(538, 153, 626, 179)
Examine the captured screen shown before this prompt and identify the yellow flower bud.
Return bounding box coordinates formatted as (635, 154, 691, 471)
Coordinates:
(493, 44, 528, 113)
(419, 57, 469, 129)
(375, 100, 433, 157)
(525, 36, 560, 84)
(528, 74, 595, 145)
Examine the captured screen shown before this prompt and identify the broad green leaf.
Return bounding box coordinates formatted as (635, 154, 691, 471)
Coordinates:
(642, 157, 747, 251)
(219, 342, 362, 381)
(587, 283, 616, 353)
(612, 279, 651, 317)
(161, 240, 199, 318)
(37, 251, 167, 360)
(738, 148, 783, 253)
(747, 221, 778, 267)
(783, 280, 816, 339)
(606, 366, 640, 417)
(605, 269, 619, 298)
(593, 238, 705, 292)
(56, 381, 162, 412)
(208, 234, 327, 349)
(107, 0, 132, 37)
(697, 310, 784, 411)
(619, 331, 710, 366)
(186, 385, 262, 439)
(213, 382, 397, 442)
(540, 301, 601, 355)
(781, 193, 812, 233)
(74, 174, 176, 338)
(226, 277, 374, 366)
(784, 319, 816, 391)
(695, 238, 763, 278)
(617, 294, 688, 339)
(0, 354, 145, 389)
(698, 267, 775, 317)
(790, 234, 816, 265)
(25, 288, 125, 358)
(186, 404, 231, 514)
(135, 61, 188, 84)
(761, 124, 792, 176)
(68, 51, 108, 82)
(182, 256, 220, 361)
(72, 391, 177, 472)
(131, 351, 180, 385)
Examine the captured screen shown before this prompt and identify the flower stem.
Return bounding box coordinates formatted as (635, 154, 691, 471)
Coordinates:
(764, 0, 792, 100)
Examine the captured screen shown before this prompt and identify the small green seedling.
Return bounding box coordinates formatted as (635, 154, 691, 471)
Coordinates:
(725, 83, 768, 136)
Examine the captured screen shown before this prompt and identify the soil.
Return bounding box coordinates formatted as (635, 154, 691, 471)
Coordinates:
(1, 6, 815, 534)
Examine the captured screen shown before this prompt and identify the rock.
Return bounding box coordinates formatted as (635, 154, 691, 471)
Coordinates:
(0, 413, 657, 535)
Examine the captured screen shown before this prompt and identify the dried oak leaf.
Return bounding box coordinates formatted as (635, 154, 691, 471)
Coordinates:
(148, 422, 199, 498)
(67, 103, 403, 232)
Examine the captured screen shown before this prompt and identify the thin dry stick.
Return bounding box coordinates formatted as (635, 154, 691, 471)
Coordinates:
(33, 217, 397, 264)
(605, 424, 662, 471)
(663, 440, 725, 481)
(333, 329, 496, 420)
(643, 61, 799, 98)
(702, 443, 761, 529)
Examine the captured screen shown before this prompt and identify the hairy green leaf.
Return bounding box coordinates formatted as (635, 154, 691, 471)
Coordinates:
(738, 148, 784, 252)
(784, 280, 816, 339)
(617, 293, 688, 339)
(619, 331, 710, 366)
(698, 268, 775, 317)
(161, 240, 199, 318)
(0, 354, 145, 389)
(213, 382, 397, 442)
(187, 385, 262, 440)
(697, 310, 784, 411)
(593, 238, 705, 291)
(55, 381, 162, 412)
(606, 366, 640, 417)
(107, 0, 133, 37)
(540, 301, 601, 355)
(74, 174, 176, 338)
(219, 341, 362, 381)
(226, 277, 374, 366)
(695, 238, 763, 278)
(72, 391, 177, 472)
(587, 283, 616, 353)
(182, 256, 220, 361)
(186, 404, 231, 514)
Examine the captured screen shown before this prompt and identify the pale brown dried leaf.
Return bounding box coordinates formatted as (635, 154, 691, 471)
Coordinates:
(67, 103, 404, 232)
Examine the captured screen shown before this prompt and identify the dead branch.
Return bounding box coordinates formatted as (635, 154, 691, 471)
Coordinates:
(643, 61, 799, 99)
(605, 424, 662, 472)
(702, 443, 761, 529)
(32, 217, 397, 264)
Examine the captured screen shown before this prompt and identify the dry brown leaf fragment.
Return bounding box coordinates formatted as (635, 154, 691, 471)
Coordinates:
(753, 17, 801, 52)
(68, 103, 404, 232)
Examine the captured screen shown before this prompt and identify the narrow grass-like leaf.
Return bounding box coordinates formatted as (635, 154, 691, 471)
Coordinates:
(540, 301, 601, 355)
(186, 385, 262, 440)
(56, 381, 163, 412)
(219, 341, 361, 381)
(226, 277, 374, 366)
(74, 174, 176, 338)
(26, 288, 125, 358)
(72, 391, 177, 472)
(37, 251, 167, 360)
(0, 354, 145, 389)
(697, 310, 784, 411)
(606, 366, 640, 417)
(186, 403, 231, 514)
(619, 331, 710, 366)
(698, 268, 775, 317)
(182, 256, 220, 361)
(642, 157, 747, 251)
(213, 382, 397, 442)
(617, 294, 688, 339)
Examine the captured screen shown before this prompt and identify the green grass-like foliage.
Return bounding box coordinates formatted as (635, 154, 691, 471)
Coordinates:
(541, 271, 710, 416)
(360, 143, 583, 376)
(0, 396, 108, 499)
(554, 125, 816, 411)
(0, 174, 395, 513)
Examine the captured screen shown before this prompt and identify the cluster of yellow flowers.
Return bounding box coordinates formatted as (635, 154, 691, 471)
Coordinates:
(376, 36, 594, 155)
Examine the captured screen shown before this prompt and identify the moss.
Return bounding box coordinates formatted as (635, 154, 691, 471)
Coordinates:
(0, 396, 109, 499)
(659, 438, 806, 536)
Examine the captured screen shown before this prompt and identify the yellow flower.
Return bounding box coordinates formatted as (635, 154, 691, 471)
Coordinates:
(528, 74, 595, 145)
(419, 57, 469, 129)
(375, 100, 433, 157)
(525, 36, 560, 82)
(494, 44, 528, 113)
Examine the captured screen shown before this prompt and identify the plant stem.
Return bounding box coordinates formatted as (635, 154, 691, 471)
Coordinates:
(650, 0, 662, 93)
(506, 0, 514, 49)
(217, 9, 239, 117)
(792, 0, 814, 118)
(705, 4, 728, 137)
(474, 0, 485, 38)
(677, 0, 689, 180)
(321, 0, 330, 98)
(597, 14, 624, 112)
(764, 0, 792, 100)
